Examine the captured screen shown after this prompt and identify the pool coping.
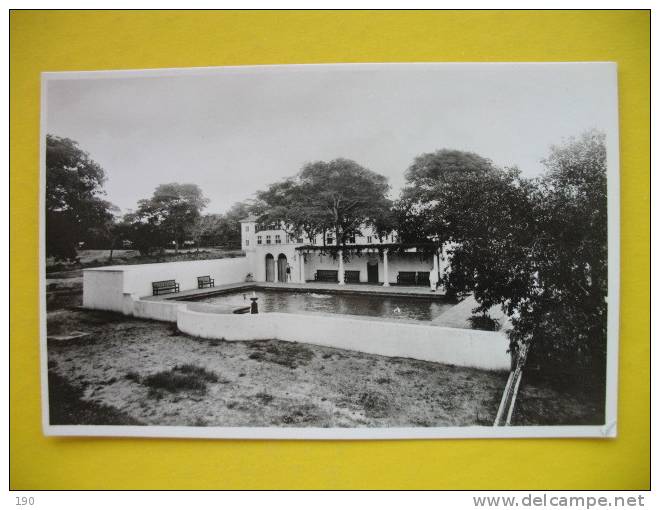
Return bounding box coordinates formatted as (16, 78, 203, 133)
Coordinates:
(142, 281, 457, 303)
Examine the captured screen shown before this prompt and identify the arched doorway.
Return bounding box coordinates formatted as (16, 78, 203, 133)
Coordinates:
(277, 254, 288, 283)
(265, 254, 275, 282)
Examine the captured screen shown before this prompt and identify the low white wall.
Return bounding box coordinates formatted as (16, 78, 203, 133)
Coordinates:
(132, 299, 184, 322)
(83, 257, 251, 312)
(83, 269, 126, 312)
(120, 257, 251, 297)
(177, 309, 511, 370)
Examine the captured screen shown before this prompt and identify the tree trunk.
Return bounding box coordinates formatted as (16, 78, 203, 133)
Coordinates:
(108, 235, 117, 262)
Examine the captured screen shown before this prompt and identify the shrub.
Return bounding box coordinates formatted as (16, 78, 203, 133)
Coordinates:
(468, 314, 500, 331)
(142, 364, 219, 394)
(357, 390, 391, 418)
(125, 371, 141, 383)
(255, 392, 274, 404)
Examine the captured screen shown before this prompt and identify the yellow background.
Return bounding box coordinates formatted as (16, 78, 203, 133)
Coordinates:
(10, 10, 650, 489)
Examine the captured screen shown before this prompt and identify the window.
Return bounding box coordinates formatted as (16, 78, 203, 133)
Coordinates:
(347, 234, 356, 244)
(245, 239, 249, 246)
(367, 236, 372, 243)
(275, 234, 281, 244)
(266, 235, 271, 244)
(245, 225, 249, 232)
(326, 236, 333, 245)
(257, 236, 262, 245)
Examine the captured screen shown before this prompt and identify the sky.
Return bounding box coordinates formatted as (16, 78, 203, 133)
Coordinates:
(44, 63, 618, 215)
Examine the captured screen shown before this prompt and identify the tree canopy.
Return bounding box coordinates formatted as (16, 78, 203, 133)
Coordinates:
(45, 135, 117, 260)
(254, 158, 394, 247)
(128, 183, 209, 253)
(396, 149, 500, 245)
(397, 133, 608, 384)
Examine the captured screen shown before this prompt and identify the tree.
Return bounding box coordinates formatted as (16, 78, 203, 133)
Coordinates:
(132, 183, 209, 253)
(255, 159, 394, 247)
(397, 134, 608, 390)
(511, 130, 608, 382)
(220, 201, 254, 248)
(45, 135, 116, 260)
(417, 135, 607, 387)
(190, 214, 224, 249)
(396, 149, 498, 246)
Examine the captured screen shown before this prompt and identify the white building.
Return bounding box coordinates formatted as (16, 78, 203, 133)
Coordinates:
(240, 216, 449, 287)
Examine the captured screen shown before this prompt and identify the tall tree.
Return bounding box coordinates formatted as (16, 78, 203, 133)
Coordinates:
(255, 158, 393, 247)
(513, 130, 608, 381)
(132, 183, 209, 253)
(400, 134, 608, 388)
(396, 149, 498, 246)
(45, 135, 116, 261)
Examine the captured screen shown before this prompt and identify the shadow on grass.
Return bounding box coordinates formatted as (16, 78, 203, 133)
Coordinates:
(48, 371, 142, 426)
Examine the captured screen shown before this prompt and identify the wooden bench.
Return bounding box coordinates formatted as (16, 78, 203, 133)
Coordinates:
(197, 275, 215, 289)
(344, 270, 360, 283)
(314, 270, 338, 282)
(396, 271, 417, 286)
(152, 279, 180, 296)
(416, 272, 431, 286)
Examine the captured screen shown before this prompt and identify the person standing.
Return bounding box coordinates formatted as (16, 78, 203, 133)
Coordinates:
(286, 263, 292, 282)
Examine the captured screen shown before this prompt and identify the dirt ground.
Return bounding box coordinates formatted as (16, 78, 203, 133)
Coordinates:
(45, 279, 604, 428)
(47, 307, 509, 428)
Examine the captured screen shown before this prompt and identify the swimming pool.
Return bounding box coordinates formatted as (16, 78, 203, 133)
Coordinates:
(192, 289, 455, 322)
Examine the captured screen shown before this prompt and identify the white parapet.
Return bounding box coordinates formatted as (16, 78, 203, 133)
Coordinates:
(177, 308, 511, 371)
(82, 257, 251, 312)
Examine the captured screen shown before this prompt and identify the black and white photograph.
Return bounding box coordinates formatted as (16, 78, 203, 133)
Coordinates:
(41, 63, 619, 439)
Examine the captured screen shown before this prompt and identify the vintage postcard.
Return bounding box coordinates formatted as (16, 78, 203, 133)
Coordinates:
(40, 63, 619, 439)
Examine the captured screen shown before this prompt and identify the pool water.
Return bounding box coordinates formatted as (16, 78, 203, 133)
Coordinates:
(195, 289, 455, 321)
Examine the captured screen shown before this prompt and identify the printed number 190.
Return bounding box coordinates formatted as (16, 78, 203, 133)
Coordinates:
(16, 497, 34, 506)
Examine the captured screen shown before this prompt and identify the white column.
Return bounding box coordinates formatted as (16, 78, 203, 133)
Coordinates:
(338, 249, 345, 285)
(383, 249, 390, 286)
(299, 252, 305, 283)
(432, 251, 439, 291)
(437, 247, 445, 293)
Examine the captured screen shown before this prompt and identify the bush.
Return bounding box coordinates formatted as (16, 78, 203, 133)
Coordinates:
(357, 390, 391, 418)
(142, 364, 219, 393)
(468, 314, 500, 331)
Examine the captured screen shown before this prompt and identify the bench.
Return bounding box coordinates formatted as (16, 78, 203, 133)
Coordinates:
(344, 270, 360, 283)
(197, 275, 215, 289)
(314, 270, 338, 282)
(396, 271, 417, 286)
(152, 279, 180, 296)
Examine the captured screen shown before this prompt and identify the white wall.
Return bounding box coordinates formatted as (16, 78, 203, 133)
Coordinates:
(253, 245, 303, 283)
(177, 308, 511, 370)
(83, 269, 126, 312)
(120, 258, 251, 297)
(83, 257, 251, 311)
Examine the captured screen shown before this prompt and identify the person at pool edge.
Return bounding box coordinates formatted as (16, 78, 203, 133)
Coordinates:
(286, 263, 291, 282)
